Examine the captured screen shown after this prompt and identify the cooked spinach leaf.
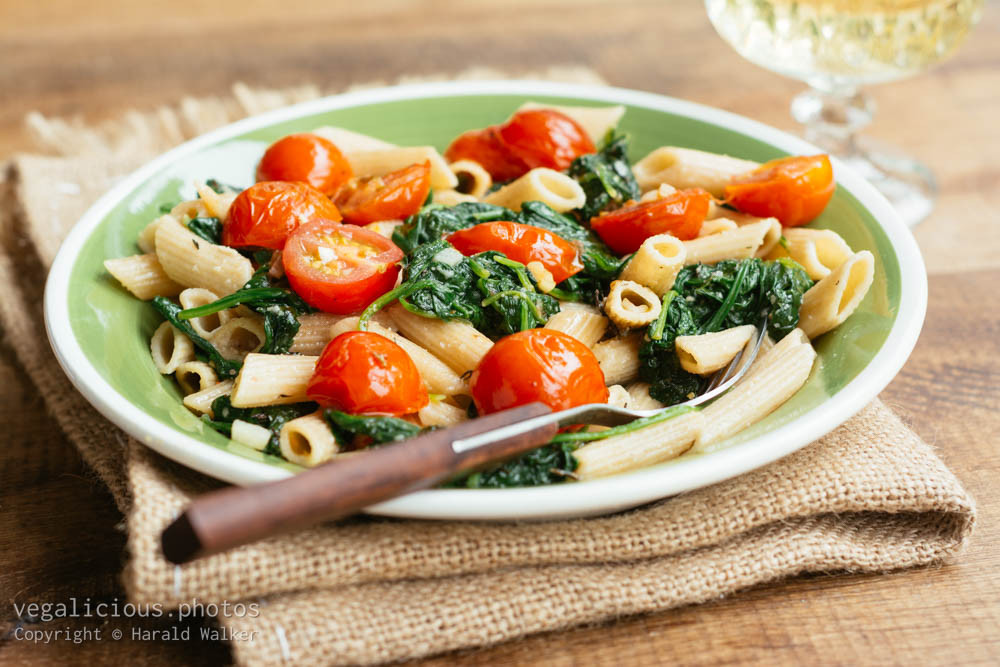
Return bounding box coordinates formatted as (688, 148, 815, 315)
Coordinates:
(567, 131, 640, 223)
(324, 410, 423, 446)
(454, 442, 579, 488)
(203, 396, 316, 456)
(177, 266, 311, 354)
(392, 202, 509, 253)
(151, 296, 242, 379)
(638, 258, 813, 404)
(186, 216, 224, 244)
(205, 178, 242, 195)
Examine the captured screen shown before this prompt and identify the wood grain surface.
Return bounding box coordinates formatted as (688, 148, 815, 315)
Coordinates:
(1, 1, 998, 665)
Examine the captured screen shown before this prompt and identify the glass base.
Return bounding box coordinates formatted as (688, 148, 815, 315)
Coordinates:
(837, 137, 937, 228)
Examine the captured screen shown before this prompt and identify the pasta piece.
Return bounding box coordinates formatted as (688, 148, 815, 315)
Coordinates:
(178, 287, 232, 338)
(706, 201, 772, 225)
(364, 220, 404, 239)
(345, 146, 458, 189)
(230, 353, 318, 407)
(418, 399, 468, 428)
(289, 312, 345, 356)
(175, 361, 218, 395)
(483, 168, 586, 213)
(543, 304, 608, 348)
(448, 159, 492, 198)
(195, 182, 238, 220)
(675, 325, 756, 375)
(740, 329, 807, 384)
(682, 219, 778, 265)
(625, 382, 666, 411)
(604, 280, 661, 330)
(574, 411, 704, 480)
(183, 379, 233, 415)
(632, 146, 758, 196)
(697, 218, 738, 237)
(606, 384, 630, 409)
(797, 251, 875, 339)
(432, 189, 479, 207)
(515, 102, 626, 143)
(311, 126, 395, 152)
(104, 254, 184, 300)
(154, 219, 253, 296)
(208, 316, 267, 361)
(387, 304, 493, 376)
(170, 199, 214, 223)
(592, 333, 643, 386)
(639, 183, 678, 203)
(232, 420, 273, 452)
(618, 234, 686, 296)
(754, 219, 783, 258)
(137, 214, 180, 253)
(150, 322, 195, 374)
(280, 412, 338, 467)
(526, 261, 556, 294)
(766, 228, 853, 280)
(692, 340, 816, 452)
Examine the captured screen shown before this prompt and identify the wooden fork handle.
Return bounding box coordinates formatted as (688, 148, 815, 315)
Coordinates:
(161, 402, 556, 564)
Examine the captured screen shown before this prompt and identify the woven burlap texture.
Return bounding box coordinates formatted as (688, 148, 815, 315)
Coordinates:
(0, 74, 976, 666)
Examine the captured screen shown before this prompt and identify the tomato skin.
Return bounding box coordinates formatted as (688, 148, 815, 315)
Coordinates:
(724, 154, 835, 227)
(256, 133, 354, 196)
(470, 329, 608, 415)
(307, 331, 428, 416)
(337, 162, 431, 225)
(497, 109, 595, 172)
(590, 188, 711, 254)
(444, 128, 529, 183)
(282, 219, 403, 314)
(447, 221, 584, 284)
(224, 181, 342, 249)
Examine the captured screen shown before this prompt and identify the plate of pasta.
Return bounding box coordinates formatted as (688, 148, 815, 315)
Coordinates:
(44, 81, 926, 520)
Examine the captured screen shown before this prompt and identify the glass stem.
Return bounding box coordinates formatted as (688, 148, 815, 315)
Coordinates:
(790, 86, 874, 157)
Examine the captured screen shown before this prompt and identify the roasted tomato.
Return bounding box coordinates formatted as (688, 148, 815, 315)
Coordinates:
(444, 127, 529, 183)
(444, 109, 594, 182)
(447, 221, 584, 284)
(470, 329, 608, 415)
(307, 330, 428, 416)
(724, 154, 835, 227)
(590, 188, 711, 254)
(496, 109, 595, 171)
(224, 181, 342, 249)
(255, 133, 354, 196)
(282, 219, 403, 314)
(336, 162, 431, 225)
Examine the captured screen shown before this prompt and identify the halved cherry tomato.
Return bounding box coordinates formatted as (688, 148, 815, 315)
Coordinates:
(444, 109, 595, 182)
(724, 154, 835, 227)
(447, 221, 584, 284)
(224, 181, 342, 249)
(307, 330, 428, 415)
(470, 329, 608, 415)
(444, 127, 529, 183)
(590, 188, 711, 254)
(256, 133, 354, 196)
(282, 219, 403, 314)
(497, 109, 595, 172)
(336, 162, 431, 225)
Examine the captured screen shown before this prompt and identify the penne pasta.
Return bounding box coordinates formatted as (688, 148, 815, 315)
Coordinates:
(574, 411, 704, 480)
(618, 234, 686, 296)
(231, 419, 274, 452)
(543, 304, 608, 348)
(137, 214, 180, 253)
(604, 280, 662, 330)
(178, 287, 232, 338)
(289, 312, 346, 356)
(697, 218, 739, 237)
(208, 316, 267, 361)
(432, 189, 480, 207)
(683, 219, 779, 265)
(345, 146, 458, 190)
(230, 353, 318, 408)
(195, 182, 237, 220)
(154, 218, 253, 297)
(387, 303, 493, 377)
(797, 251, 875, 339)
(765, 228, 853, 280)
(150, 322, 195, 374)
(280, 412, 339, 467)
(625, 382, 666, 411)
(417, 399, 469, 428)
(592, 333, 643, 386)
(104, 253, 184, 300)
(183, 379, 233, 416)
(169, 199, 214, 224)
(175, 360, 219, 395)
(483, 168, 586, 213)
(448, 159, 492, 198)
(675, 325, 756, 375)
(311, 125, 396, 152)
(606, 384, 630, 409)
(632, 146, 758, 196)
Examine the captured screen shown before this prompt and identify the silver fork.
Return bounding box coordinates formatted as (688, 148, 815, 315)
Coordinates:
(162, 318, 769, 563)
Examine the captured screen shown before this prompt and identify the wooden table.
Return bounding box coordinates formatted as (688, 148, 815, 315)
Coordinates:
(2, 1, 998, 664)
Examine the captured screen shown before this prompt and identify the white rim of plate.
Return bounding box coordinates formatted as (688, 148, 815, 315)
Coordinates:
(44, 80, 927, 520)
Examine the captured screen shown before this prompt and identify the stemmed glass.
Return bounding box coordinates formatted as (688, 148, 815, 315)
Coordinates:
(706, 0, 984, 226)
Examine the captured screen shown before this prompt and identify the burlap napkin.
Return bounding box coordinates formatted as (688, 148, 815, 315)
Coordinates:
(0, 72, 976, 666)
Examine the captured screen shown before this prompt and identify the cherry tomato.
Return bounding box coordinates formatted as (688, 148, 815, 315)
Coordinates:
(256, 133, 354, 196)
(724, 154, 835, 227)
(444, 127, 529, 183)
(447, 221, 584, 284)
(470, 329, 608, 415)
(282, 219, 403, 314)
(307, 330, 428, 416)
(497, 109, 595, 172)
(224, 181, 342, 249)
(336, 162, 431, 225)
(590, 188, 711, 255)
